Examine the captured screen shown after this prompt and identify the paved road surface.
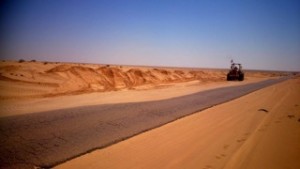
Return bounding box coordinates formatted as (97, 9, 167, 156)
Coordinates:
(0, 77, 289, 168)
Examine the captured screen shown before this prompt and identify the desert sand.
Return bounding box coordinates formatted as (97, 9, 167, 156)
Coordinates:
(55, 77, 300, 169)
(0, 77, 288, 169)
(0, 60, 296, 169)
(0, 60, 285, 117)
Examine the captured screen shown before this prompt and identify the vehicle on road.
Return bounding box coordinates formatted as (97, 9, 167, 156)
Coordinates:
(227, 60, 244, 81)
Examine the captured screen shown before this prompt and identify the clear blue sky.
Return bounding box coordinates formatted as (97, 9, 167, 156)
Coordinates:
(1, 0, 299, 71)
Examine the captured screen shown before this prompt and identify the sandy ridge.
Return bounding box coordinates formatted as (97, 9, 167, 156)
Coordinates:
(0, 60, 285, 99)
(0, 61, 224, 99)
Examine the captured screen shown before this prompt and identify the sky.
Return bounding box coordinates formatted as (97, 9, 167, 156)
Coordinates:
(0, 0, 299, 71)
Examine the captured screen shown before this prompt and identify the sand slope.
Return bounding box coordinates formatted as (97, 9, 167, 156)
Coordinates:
(0, 61, 222, 99)
(55, 77, 300, 169)
(0, 60, 287, 118)
(0, 60, 284, 100)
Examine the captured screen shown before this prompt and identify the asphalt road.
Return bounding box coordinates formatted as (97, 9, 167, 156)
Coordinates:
(0, 77, 289, 169)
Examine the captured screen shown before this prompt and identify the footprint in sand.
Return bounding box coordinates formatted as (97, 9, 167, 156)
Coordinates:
(258, 124, 270, 131)
(244, 132, 251, 136)
(258, 108, 269, 113)
(223, 144, 230, 150)
(203, 165, 212, 169)
(215, 155, 221, 159)
(237, 138, 247, 143)
(215, 153, 227, 160)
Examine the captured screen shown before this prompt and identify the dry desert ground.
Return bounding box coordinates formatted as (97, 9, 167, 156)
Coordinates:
(55, 76, 300, 169)
(0, 60, 285, 117)
(0, 60, 299, 169)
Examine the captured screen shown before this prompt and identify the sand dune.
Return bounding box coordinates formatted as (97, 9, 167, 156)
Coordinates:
(55, 77, 300, 169)
(0, 60, 285, 100)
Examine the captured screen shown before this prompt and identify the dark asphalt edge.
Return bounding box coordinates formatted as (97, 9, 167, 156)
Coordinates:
(44, 77, 290, 169)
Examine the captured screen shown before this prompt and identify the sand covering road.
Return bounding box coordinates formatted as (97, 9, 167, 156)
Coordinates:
(55, 77, 300, 169)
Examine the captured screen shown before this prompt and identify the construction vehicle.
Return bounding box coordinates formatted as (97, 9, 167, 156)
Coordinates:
(227, 60, 244, 81)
